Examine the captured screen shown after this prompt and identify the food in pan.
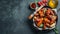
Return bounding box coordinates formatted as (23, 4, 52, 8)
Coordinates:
(33, 8, 57, 30)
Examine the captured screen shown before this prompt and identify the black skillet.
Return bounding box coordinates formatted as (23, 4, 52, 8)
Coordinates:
(33, 6, 58, 31)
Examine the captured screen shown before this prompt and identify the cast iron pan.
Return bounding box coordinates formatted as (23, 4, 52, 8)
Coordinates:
(33, 6, 58, 31)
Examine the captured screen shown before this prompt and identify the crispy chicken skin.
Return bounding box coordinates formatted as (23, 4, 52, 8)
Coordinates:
(45, 8, 55, 16)
(44, 18, 50, 23)
(36, 18, 43, 27)
(39, 9, 44, 17)
(34, 17, 43, 27)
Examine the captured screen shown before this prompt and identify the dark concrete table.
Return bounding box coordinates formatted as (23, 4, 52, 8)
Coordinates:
(0, 0, 60, 34)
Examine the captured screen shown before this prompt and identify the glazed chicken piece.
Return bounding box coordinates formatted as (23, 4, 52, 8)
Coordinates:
(45, 8, 55, 16)
(46, 15, 57, 25)
(50, 10, 55, 15)
(44, 18, 50, 23)
(46, 15, 53, 20)
(45, 8, 51, 16)
(39, 10, 44, 17)
(45, 23, 50, 28)
(36, 18, 43, 27)
(45, 21, 56, 28)
(34, 16, 40, 22)
(43, 18, 50, 29)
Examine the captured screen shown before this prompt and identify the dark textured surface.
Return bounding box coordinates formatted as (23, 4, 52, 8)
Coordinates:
(0, 0, 60, 34)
